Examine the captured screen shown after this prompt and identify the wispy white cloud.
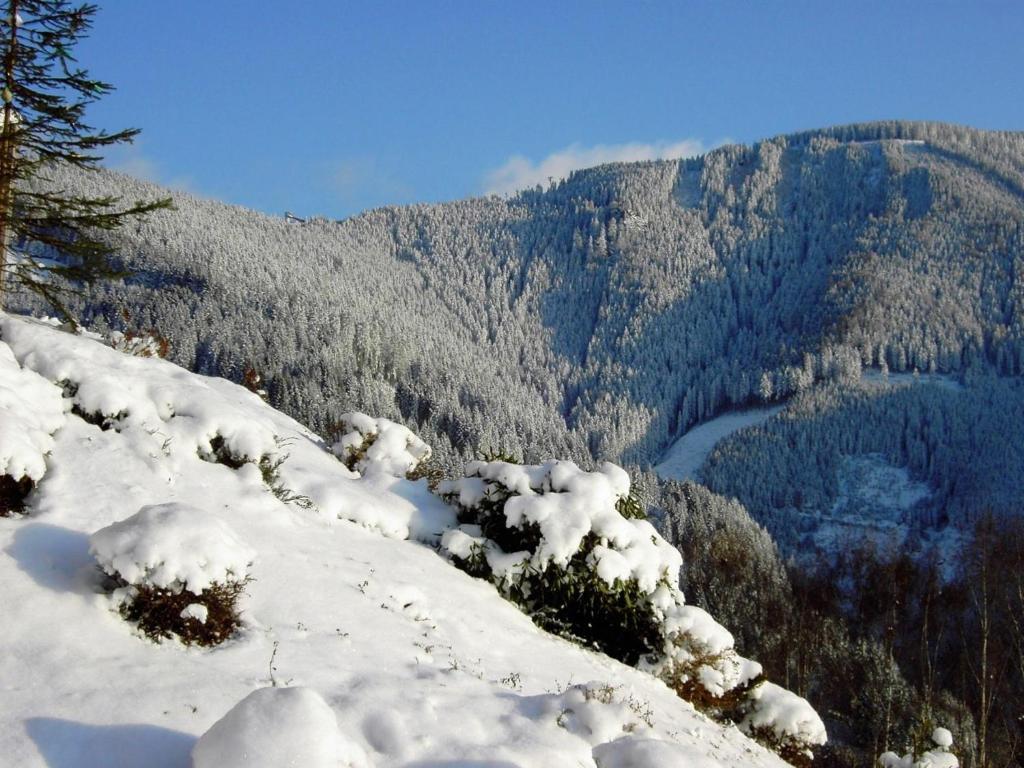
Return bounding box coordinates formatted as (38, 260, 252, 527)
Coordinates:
(103, 143, 196, 193)
(483, 138, 715, 196)
(328, 157, 415, 213)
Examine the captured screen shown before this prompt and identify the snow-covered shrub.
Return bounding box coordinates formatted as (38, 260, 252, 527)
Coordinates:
(242, 365, 268, 399)
(0, 340, 65, 515)
(256, 442, 314, 509)
(439, 457, 827, 762)
(330, 411, 431, 479)
(546, 681, 654, 741)
(439, 459, 681, 664)
(645, 603, 764, 714)
(90, 503, 255, 645)
(192, 686, 368, 768)
(878, 726, 958, 768)
(739, 681, 828, 767)
(106, 329, 169, 358)
(201, 432, 271, 470)
(0, 475, 34, 516)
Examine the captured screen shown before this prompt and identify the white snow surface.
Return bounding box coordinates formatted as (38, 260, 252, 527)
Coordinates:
(90, 503, 255, 594)
(932, 727, 954, 749)
(192, 686, 367, 768)
(655, 405, 784, 482)
(741, 682, 827, 749)
(593, 737, 728, 768)
(807, 453, 934, 558)
(0, 312, 792, 768)
(861, 368, 963, 392)
(180, 603, 209, 624)
(0, 340, 66, 481)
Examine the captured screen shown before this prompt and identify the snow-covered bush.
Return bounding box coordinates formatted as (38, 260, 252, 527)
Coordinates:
(878, 727, 958, 768)
(192, 686, 368, 768)
(644, 603, 764, 714)
(0, 340, 65, 515)
(106, 329, 170, 358)
(0, 475, 33, 516)
(330, 411, 432, 479)
(90, 503, 255, 645)
(739, 682, 828, 767)
(439, 457, 827, 762)
(439, 459, 679, 664)
(546, 681, 654, 741)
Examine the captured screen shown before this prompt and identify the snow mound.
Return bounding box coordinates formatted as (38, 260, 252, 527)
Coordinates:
(0, 340, 65, 482)
(192, 686, 368, 768)
(932, 727, 954, 749)
(90, 502, 254, 593)
(741, 681, 827, 755)
(331, 412, 431, 478)
(180, 603, 209, 623)
(542, 682, 654, 744)
(664, 604, 735, 657)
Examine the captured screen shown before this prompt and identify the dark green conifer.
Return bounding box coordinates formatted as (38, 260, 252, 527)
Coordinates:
(0, 1, 169, 313)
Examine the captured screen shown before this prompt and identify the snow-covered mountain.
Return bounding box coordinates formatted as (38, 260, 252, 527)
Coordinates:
(13, 121, 1024, 548)
(0, 313, 825, 767)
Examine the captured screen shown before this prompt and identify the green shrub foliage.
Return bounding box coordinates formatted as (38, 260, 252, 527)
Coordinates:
(440, 459, 667, 665)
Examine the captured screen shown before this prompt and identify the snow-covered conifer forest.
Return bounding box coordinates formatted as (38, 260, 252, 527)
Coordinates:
(6, 119, 1024, 766)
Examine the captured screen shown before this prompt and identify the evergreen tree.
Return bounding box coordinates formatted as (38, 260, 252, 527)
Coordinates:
(0, 0, 168, 312)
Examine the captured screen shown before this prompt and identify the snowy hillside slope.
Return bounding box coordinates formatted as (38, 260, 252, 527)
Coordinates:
(0, 313, 803, 768)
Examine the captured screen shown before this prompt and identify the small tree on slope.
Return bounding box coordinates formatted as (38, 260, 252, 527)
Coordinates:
(0, 1, 169, 312)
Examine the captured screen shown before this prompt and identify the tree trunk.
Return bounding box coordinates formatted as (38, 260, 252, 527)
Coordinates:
(0, 0, 20, 303)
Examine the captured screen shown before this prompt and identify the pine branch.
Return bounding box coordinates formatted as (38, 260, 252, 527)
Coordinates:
(0, 0, 170, 310)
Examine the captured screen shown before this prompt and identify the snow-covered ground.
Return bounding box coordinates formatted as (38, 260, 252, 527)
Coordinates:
(655, 406, 784, 482)
(832, 454, 931, 518)
(809, 454, 931, 555)
(656, 371, 961, 486)
(861, 369, 963, 392)
(0, 313, 794, 768)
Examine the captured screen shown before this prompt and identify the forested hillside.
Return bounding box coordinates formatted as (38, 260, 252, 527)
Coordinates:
(14, 121, 1024, 526)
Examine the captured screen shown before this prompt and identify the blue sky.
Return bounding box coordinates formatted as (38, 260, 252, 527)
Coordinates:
(78, 1, 1024, 219)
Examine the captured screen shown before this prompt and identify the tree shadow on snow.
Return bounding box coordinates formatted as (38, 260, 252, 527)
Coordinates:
(25, 718, 195, 768)
(5, 523, 96, 594)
